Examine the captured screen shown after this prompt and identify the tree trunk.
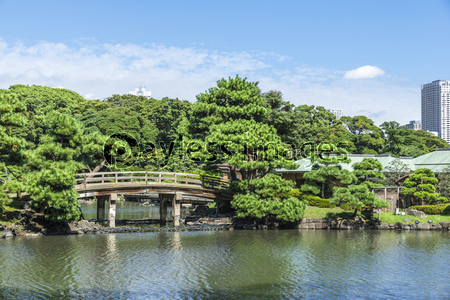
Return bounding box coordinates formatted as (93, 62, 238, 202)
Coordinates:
(88, 159, 108, 177)
(353, 208, 358, 218)
(230, 166, 237, 181)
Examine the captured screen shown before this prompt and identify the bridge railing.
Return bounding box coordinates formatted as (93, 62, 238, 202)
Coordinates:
(75, 171, 230, 191)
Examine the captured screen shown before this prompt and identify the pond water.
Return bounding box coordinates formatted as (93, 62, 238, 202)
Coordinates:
(79, 201, 193, 220)
(1, 229, 449, 299)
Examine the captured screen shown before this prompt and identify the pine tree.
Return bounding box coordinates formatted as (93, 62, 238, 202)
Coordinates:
(25, 112, 84, 221)
(232, 174, 306, 222)
(352, 158, 385, 188)
(401, 168, 448, 204)
(187, 76, 306, 221)
(331, 184, 388, 217)
(301, 143, 355, 199)
(0, 93, 27, 212)
(331, 157, 389, 217)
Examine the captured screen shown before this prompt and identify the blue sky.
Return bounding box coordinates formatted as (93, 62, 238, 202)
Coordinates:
(0, 0, 449, 125)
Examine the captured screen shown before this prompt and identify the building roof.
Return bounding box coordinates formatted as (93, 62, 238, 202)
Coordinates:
(412, 148, 450, 172)
(275, 149, 450, 173)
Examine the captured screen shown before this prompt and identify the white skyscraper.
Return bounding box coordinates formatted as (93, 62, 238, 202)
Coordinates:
(327, 109, 342, 120)
(129, 86, 152, 98)
(421, 80, 450, 143)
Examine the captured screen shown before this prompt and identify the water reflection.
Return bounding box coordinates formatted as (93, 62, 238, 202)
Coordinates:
(79, 201, 192, 220)
(0, 230, 450, 299)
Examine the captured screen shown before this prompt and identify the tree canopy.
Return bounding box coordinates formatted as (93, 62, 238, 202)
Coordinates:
(1, 78, 450, 221)
(401, 168, 448, 205)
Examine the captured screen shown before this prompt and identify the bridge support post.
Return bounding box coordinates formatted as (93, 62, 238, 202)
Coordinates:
(215, 200, 221, 217)
(108, 193, 117, 228)
(97, 196, 107, 224)
(159, 194, 169, 226)
(173, 192, 182, 227)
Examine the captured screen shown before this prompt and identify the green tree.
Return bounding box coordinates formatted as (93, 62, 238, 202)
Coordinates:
(352, 158, 385, 188)
(25, 112, 84, 221)
(331, 184, 389, 217)
(436, 166, 450, 199)
(72, 99, 114, 116)
(413, 130, 450, 154)
(341, 116, 384, 154)
(301, 143, 355, 199)
(401, 168, 448, 205)
(381, 121, 450, 157)
(381, 121, 422, 157)
(0, 93, 27, 212)
(187, 76, 305, 221)
(262, 90, 297, 143)
(8, 84, 86, 115)
(294, 105, 351, 147)
(141, 97, 192, 144)
(232, 174, 306, 221)
(189, 75, 268, 138)
(207, 119, 296, 180)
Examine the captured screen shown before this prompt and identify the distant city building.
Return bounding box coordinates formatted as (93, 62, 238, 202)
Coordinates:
(129, 86, 152, 98)
(421, 80, 450, 143)
(405, 120, 421, 130)
(327, 109, 342, 120)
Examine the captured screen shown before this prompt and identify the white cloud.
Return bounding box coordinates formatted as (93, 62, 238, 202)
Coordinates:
(343, 65, 385, 79)
(0, 39, 420, 126)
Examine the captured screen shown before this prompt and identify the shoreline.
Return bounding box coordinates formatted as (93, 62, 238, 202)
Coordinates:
(2, 216, 450, 239)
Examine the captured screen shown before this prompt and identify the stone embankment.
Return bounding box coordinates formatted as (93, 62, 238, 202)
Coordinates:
(0, 220, 233, 238)
(298, 217, 450, 231)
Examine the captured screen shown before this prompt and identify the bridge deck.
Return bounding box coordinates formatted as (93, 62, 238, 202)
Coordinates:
(7, 171, 234, 202)
(75, 171, 233, 201)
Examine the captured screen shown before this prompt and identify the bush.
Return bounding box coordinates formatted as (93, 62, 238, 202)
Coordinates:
(340, 203, 352, 211)
(409, 204, 450, 215)
(303, 195, 333, 208)
(288, 189, 302, 198)
(288, 190, 333, 208)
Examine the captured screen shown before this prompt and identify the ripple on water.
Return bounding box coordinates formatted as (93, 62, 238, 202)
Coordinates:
(1, 230, 450, 299)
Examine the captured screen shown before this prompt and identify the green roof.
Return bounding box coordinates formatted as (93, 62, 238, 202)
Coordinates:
(412, 148, 450, 172)
(275, 149, 450, 173)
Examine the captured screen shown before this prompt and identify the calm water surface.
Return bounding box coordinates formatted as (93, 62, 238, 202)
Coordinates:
(79, 201, 192, 220)
(1, 230, 449, 299)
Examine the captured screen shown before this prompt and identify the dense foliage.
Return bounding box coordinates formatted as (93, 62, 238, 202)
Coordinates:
(401, 168, 448, 204)
(301, 143, 355, 198)
(0, 93, 27, 212)
(232, 174, 306, 221)
(408, 204, 450, 215)
(1, 78, 450, 220)
(186, 76, 304, 221)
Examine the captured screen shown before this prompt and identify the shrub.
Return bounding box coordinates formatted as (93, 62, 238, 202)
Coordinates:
(409, 204, 450, 215)
(288, 189, 302, 198)
(340, 203, 352, 211)
(303, 195, 333, 208)
(288, 189, 333, 208)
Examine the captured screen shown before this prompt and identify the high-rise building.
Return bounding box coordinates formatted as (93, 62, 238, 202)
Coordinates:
(327, 109, 342, 120)
(421, 80, 450, 143)
(129, 86, 152, 98)
(405, 120, 421, 130)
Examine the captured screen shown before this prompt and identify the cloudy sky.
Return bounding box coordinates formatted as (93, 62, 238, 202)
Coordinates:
(0, 0, 449, 125)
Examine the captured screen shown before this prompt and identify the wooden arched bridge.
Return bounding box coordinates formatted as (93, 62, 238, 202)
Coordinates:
(75, 171, 232, 201)
(75, 171, 233, 228)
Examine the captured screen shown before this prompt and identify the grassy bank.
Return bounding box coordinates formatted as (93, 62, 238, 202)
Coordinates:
(0, 200, 22, 225)
(378, 212, 450, 224)
(303, 205, 450, 224)
(303, 206, 370, 219)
